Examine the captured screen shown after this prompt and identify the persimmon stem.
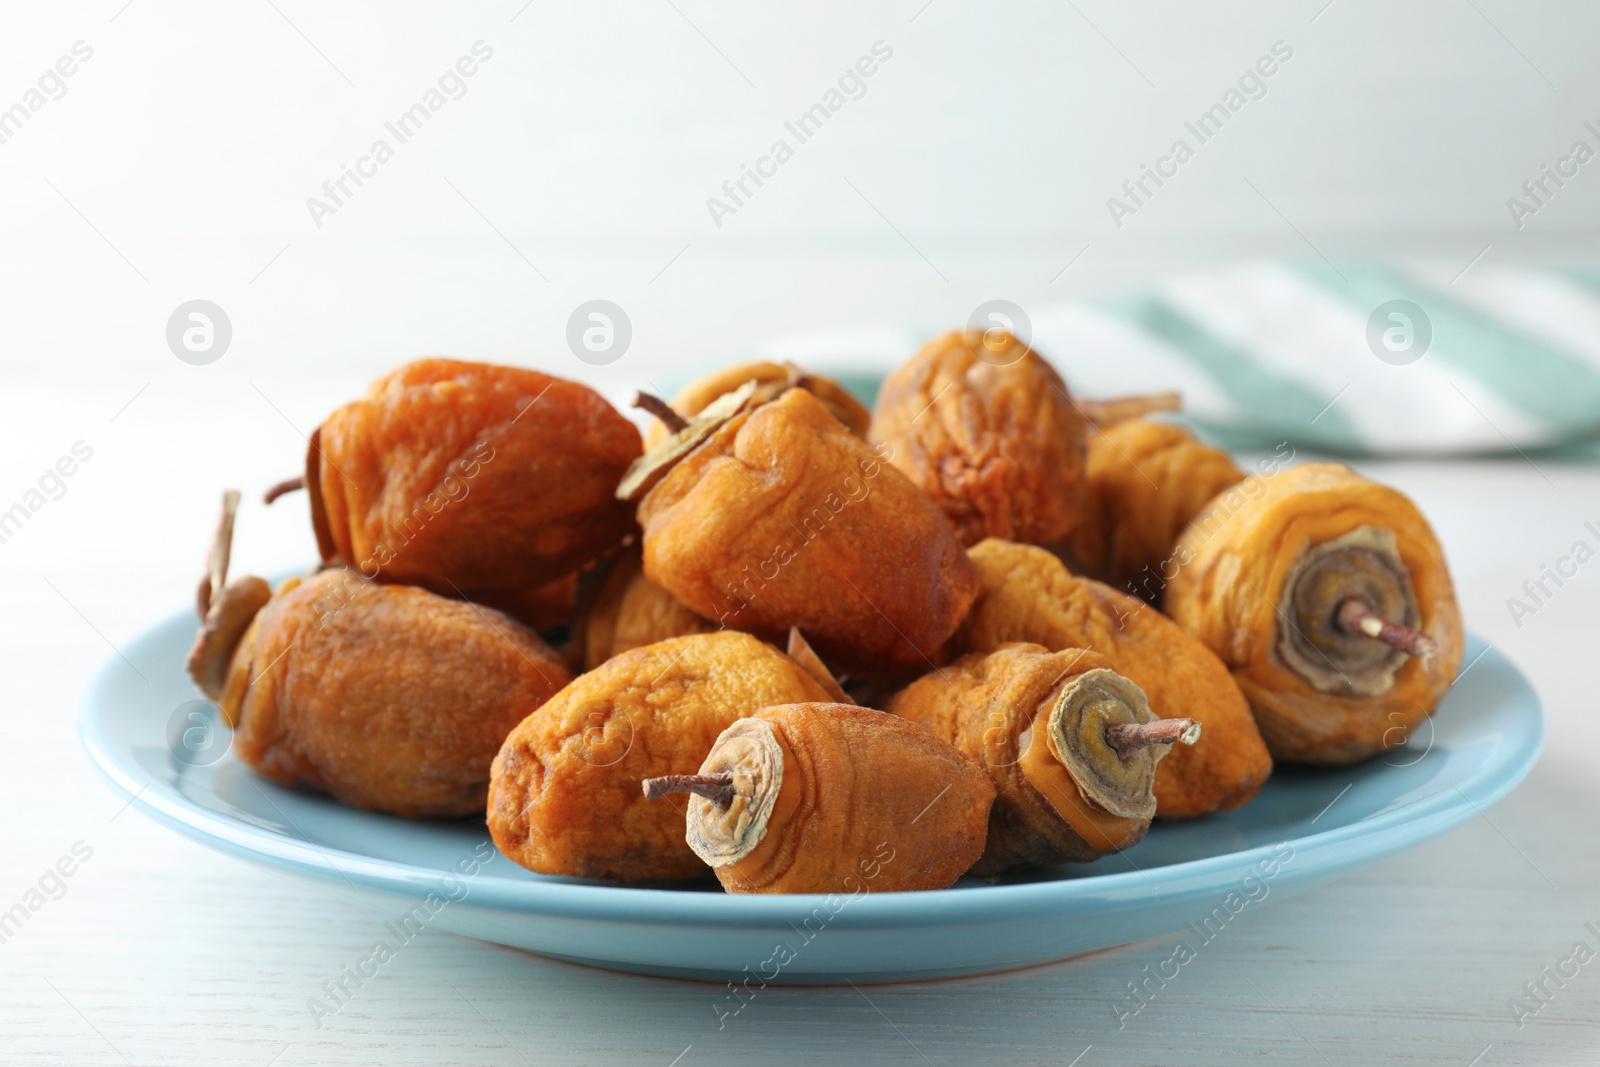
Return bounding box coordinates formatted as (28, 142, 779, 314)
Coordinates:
(633, 391, 690, 434)
(1104, 718, 1201, 759)
(642, 773, 734, 806)
(263, 475, 305, 505)
(1337, 598, 1438, 658)
(197, 489, 241, 618)
(1079, 391, 1183, 426)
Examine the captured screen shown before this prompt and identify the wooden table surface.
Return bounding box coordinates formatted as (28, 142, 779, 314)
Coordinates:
(2, 363, 1596, 1067)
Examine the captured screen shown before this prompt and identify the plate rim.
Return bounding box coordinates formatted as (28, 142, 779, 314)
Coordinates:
(80, 615, 1543, 928)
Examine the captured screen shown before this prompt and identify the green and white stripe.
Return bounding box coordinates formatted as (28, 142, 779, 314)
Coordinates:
(1031, 260, 1599, 454)
(757, 260, 1600, 455)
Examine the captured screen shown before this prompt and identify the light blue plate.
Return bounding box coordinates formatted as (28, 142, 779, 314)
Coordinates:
(79, 607, 1541, 983)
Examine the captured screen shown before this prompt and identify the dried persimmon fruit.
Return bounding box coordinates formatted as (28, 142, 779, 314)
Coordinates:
(487, 632, 829, 883)
(635, 386, 977, 673)
(572, 547, 713, 671)
(645, 702, 994, 893)
(642, 360, 871, 448)
(871, 328, 1088, 548)
(306, 358, 641, 598)
(783, 627, 855, 704)
(956, 539, 1272, 818)
(185, 496, 572, 819)
(1064, 419, 1245, 601)
(1164, 462, 1464, 766)
(468, 572, 579, 632)
(890, 644, 1198, 872)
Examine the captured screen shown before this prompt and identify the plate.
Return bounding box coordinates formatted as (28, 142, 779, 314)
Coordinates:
(80, 606, 1541, 983)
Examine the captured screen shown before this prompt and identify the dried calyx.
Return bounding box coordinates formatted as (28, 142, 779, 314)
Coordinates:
(780, 361, 816, 394)
(196, 490, 240, 618)
(1043, 668, 1195, 821)
(615, 379, 761, 502)
(643, 717, 784, 868)
(186, 490, 272, 702)
(741, 361, 819, 407)
(1278, 525, 1432, 695)
(1078, 391, 1183, 427)
(785, 627, 854, 705)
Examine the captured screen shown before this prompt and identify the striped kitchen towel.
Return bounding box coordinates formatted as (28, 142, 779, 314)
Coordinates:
(763, 260, 1600, 455)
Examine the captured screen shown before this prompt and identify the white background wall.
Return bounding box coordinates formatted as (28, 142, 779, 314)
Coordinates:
(6, 0, 1599, 241)
(4, 1, 1598, 380)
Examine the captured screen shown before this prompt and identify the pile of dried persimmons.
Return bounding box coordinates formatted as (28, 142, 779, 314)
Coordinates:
(186, 328, 1463, 894)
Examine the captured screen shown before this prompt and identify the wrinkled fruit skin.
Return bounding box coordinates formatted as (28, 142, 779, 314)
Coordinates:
(226, 569, 571, 819)
(871, 329, 1087, 547)
(956, 539, 1273, 818)
(715, 703, 994, 894)
(487, 632, 829, 882)
(575, 548, 714, 671)
(1165, 463, 1464, 766)
(312, 358, 641, 595)
(1066, 420, 1244, 600)
(644, 361, 872, 448)
(638, 387, 978, 673)
(889, 644, 1148, 872)
(466, 572, 578, 632)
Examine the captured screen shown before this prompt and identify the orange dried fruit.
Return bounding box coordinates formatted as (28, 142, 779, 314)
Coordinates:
(468, 572, 580, 632)
(307, 358, 641, 599)
(642, 360, 871, 448)
(1064, 419, 1246, 600)
(890, 644, 1197, 872)
(487, 632, 830, 882)
(636, 386, 978, 673)
(645, 702, 994, 893)
(1164, 462, 1464, 765)
(956, 539, 1272, 818)
(783, 627, 855, 705)
(573, 547, 714, 671)
(871, 328, 1088, 547)
(185, 494, 571, 819)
